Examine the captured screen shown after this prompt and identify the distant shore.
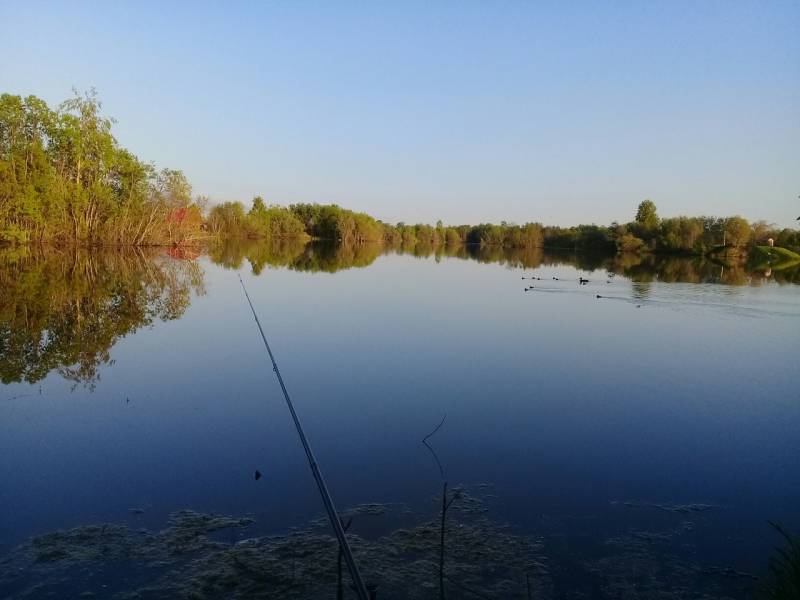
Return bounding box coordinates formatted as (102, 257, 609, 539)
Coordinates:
(3, 92, 798, 256)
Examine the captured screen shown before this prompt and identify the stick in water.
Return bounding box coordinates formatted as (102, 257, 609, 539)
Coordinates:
(238, 274, 371, 600)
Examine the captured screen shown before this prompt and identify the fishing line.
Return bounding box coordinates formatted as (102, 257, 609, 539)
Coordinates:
(238, 274, 371, 600)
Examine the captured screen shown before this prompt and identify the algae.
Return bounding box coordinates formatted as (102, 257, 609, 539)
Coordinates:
(0, 490, 550, 599)
(0, 494, 767, 599)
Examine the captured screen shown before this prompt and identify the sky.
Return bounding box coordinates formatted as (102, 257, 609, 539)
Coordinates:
(1, 1, 798, 227)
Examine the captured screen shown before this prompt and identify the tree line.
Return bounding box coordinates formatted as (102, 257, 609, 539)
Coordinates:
(611, 199, 799, 256)
(209, 197, 799, 257)
(3, 92, 797, 256)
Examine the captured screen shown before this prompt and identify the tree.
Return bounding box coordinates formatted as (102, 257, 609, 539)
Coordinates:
(659, 217, 704, 253)
(750, 220, 773, 245)
(724, 216, 751, 248)
(617, 232, 645, 253)
(155, 168, 192, 208)
(635, 199, 659, 230)
(207, 201, 247, 236)
(0, 91, 203, 245)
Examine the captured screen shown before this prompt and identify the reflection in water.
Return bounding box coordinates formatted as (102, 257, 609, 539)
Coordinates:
(208, 238, 387, 274)
(631, 281, 652, 300)
(1, 241, 797, 385)
(0, 246, 204, 386)
(207, 238, 800, 285)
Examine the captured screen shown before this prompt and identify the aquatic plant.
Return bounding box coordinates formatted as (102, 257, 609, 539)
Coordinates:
(760, 522, 800, 600)
(0, 500, 550, 599)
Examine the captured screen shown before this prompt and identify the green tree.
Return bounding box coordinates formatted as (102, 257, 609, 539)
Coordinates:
(617, 232, 645, 253)
(659, 217, 704, 253)
(1, 91, 203, 245)
(750, 220, 773, 245)
(635, 199, 659, 230)
(724, 216, 751, 248)
(207, 201, 248, 236)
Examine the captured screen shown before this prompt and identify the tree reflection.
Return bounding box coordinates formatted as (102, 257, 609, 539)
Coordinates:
(0, 246, 204, 386)
(209, 238, 800, 285)
(209, 238, 385, 274)
(3, 240, 795, 386)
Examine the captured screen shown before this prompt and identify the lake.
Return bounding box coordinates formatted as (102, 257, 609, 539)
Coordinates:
(1, 242, 798, 599)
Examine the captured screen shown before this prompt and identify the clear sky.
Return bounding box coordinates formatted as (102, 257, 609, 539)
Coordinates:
(1, 1, 798, 227)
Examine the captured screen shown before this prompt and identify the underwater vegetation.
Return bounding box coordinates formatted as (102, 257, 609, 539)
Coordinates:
(0, 492, 551, 600)
(0, 490, 782, 599)
(759, 522, 800, 600)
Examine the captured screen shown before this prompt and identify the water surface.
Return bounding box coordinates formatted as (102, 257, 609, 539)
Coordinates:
(1, 242, 798, 598)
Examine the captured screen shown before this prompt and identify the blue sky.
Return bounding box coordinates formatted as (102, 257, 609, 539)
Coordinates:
(1, 1, 798, 227)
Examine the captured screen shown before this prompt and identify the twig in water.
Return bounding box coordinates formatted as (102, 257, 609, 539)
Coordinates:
(422, 413, 447, 480)
(423, 413, 447, 443)
(422, 413, 461, 600)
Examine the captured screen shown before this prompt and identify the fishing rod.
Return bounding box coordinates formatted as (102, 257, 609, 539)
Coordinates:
(238, 275, 372, 600)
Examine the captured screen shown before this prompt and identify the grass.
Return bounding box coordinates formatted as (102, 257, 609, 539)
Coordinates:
(755, 245, 800, 260)
(750, 246, 800, 270)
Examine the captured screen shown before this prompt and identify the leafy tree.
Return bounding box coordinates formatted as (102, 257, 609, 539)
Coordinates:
(776, 228, 800, 250)
(659, 217, 704, 253)
(751, 220, 773, 245)
(635, 199, 659, 230)
(0, 91, 203, 245)
(207, 201, 248, 236)
(247, 197, 305, 238)
(724, 216, 751, 248)
(617, 232, 645, 253)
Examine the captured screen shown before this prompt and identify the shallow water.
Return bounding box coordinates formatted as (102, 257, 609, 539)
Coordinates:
(1, 242, 798, 598)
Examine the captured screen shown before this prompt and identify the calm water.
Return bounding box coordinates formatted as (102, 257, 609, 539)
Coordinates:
(1, 242, 798, 598)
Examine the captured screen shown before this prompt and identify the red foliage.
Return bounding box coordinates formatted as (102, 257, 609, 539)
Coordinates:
(166, 247, 200, 260)
(166, 207, 190, 223)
